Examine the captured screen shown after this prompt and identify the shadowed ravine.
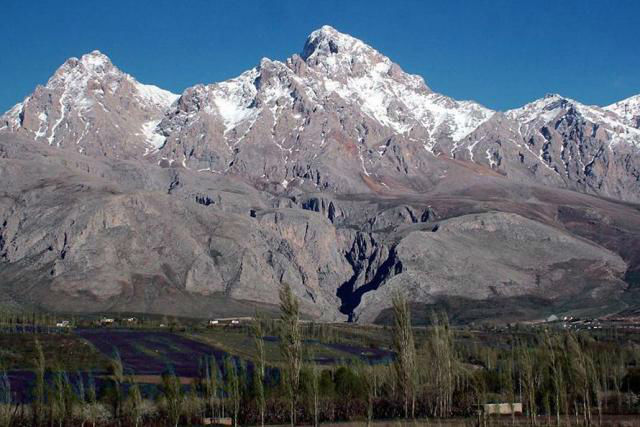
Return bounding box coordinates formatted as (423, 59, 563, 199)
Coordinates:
(337, 245, 403, 322)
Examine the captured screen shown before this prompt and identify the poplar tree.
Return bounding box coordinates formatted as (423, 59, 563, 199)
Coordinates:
(252, 314, 267, 427)
(223, 356, 241, 427)
(33, 338, 46, 426)
(127, 379, 143, 427)
(543, 331, 566, 425)
(391, 291, 416, 419)
(425, 312, 459, 418)
(110, 350, 125, 421)
(279, 283, 302, 426)
(0, 370, 12, 427)
(203, 355, 219, 420)
(161, 370, 183, 427)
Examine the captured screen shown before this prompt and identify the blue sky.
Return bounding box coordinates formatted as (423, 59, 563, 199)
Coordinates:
(1, 0, 638, 112)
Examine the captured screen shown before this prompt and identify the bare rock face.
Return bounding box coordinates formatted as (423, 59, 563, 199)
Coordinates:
(1, 26, 640, 323)
(354, 212, 627, 322)
(454, 95, 640, 202)
(1, 132, 640, 321)
(154, 26, 493, 193)
(1, 51, 178, 159)
(606, 94, 640, 129)
(0, 134, 355, 319)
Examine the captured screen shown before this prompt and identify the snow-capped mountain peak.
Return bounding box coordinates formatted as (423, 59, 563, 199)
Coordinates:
(1, 27, 640, 202)
(506, 94, 577, 126)
(300, 26, 421, 87)
(0, 50, 179, 157)
(297, 26, 493, 141)
(47, 50, 178, 112)
(506, 93, 640, 148)
(77, 50, 111, 71)
(302, 25, 372, 62)
(2, 28, 494, 164)
(209, 68, 260, 134)
(605, 94, 640, 128)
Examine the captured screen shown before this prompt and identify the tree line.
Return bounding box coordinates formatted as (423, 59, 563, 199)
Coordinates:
(1, 288, 640, 426)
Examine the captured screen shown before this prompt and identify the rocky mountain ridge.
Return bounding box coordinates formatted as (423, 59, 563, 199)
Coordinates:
(1, 26, 639, 323)
(1, 50, 178, 159)
(3, 26, 639, 201)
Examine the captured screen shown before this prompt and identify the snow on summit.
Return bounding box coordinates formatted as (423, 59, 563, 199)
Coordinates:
(1, 25, 638, 168)
(507, 93, 640, 147)
(0, 27, 495, 155)
(0, 49, 179, 157)
(300, 25, 494, 143)
(605, 94, 640, 128)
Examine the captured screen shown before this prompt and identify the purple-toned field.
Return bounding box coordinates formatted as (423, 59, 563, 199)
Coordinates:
(5, 370, 35, 402)
(75, 329, 226, 377)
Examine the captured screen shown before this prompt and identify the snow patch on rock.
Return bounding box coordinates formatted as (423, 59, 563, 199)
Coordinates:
(134, 81, 179, 111)
(211, 69, 260, 135)
(508, 94, 640, 147)
(303, 26, 494, 140)
(141, 120, 166, 153)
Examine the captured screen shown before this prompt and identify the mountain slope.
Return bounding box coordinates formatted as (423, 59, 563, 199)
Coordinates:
(1, 26, 640, 323)
(1, 133, 637, 322)
(156, 25, 494, 193)
(1, 51, 178, 159)
(3, 27, 638, 201)
(605, 94, 640, 128)
(454, 94, 640, 202)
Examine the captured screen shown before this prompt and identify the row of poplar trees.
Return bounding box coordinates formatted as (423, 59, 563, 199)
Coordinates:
(389, 292, 640, 426)
(1, 286, 639, 426)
